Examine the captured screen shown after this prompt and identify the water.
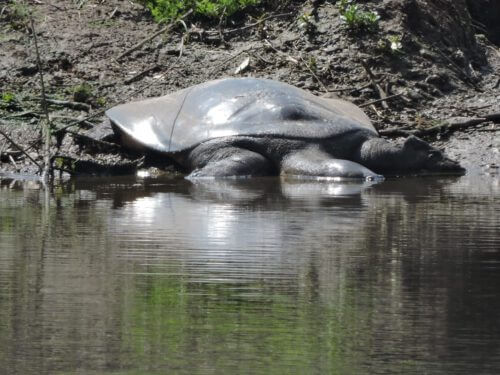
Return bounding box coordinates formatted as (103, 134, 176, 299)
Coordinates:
(0, 172, 499, 374)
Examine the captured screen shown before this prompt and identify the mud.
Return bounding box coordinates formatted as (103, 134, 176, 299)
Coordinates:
(0, 0, 498, 177)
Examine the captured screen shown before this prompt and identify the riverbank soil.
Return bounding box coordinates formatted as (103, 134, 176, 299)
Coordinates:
(0, 0, 499, 176)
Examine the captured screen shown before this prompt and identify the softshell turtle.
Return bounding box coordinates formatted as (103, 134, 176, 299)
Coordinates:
(106, 78, 463, 179)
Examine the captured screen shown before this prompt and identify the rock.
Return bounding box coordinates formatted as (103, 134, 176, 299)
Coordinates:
(18, 64, 38, 76)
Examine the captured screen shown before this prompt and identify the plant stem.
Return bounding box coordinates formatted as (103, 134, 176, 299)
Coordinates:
(30, 17, 52, 183)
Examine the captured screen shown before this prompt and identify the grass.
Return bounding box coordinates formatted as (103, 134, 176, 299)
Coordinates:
(6, 0, 31, 30)
(71, 83, 93, 103)
(1, 92, 16, 104)
(137, 0, 261, 22)
(0, 92, 20, 110)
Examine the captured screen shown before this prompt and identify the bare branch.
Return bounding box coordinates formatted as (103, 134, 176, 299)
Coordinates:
(116, 9, 193, 61)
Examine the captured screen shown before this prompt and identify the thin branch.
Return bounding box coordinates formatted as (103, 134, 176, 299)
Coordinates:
(116, 9, 193, 61)
(359, 93, 402, 108)
(264, 39, 298, 64)
(432, 46, 479, 89)
(44, 98, 91, 111)
(31, 17, 51, 181)
(124, 64, 160, 85)
(379, 116, 499, 137)
(0, 126, 42, 169)
(52, 110, 106, 135)
(209, 44, 261, 74)
(297, 55, 329, 93)
(226, 12, 293, 34)
(8, 155, 18, 169)
(66, 130, 122, 153)
(360, 60, 390, 110)
(328, 82, 372, 93)
(413, 117, 493, 137)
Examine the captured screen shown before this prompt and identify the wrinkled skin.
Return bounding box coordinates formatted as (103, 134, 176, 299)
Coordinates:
(107, 78, 463, 179)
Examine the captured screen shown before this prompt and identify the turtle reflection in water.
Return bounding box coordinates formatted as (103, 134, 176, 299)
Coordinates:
(106, 78, 463, 179)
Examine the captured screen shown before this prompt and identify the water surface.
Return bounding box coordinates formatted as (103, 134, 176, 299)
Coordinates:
(0, 172, 499, 374)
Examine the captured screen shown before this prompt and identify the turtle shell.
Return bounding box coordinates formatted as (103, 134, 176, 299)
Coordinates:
(106, 78, 377, 153)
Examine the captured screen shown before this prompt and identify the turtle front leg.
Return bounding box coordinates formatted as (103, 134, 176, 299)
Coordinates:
(187, 145, 275, 178)
(281, 146, 383, 180)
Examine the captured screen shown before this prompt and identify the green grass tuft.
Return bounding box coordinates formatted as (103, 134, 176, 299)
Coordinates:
(338, 0, 379, 32)
(138, 0, 261, 22)
(1, 92, 16, 104)
(72, 83, 93, 103)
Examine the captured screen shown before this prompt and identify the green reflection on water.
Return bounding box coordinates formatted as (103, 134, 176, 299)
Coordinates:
(120, 274, 368, 374)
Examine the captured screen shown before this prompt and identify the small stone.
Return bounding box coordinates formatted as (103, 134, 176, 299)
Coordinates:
(18, 64, 38, 76)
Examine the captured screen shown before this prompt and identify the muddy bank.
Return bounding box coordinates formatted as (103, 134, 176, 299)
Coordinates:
(0, 0, 498, 178)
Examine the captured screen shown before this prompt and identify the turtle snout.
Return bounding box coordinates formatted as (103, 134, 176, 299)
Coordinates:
(426, 151, 465, 173)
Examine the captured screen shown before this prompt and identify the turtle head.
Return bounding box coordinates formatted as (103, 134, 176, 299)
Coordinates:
(359, 135, 464, 174)
(401, 136, 464, 173)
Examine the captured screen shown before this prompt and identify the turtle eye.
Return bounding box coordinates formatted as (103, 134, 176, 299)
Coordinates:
(428, 151, 440, 160)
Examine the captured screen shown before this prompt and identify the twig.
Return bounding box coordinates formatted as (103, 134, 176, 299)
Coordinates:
(108, 7, 118, 19)
(47, 2, 65, 11)
(177, 19, 188, 58)
(379, 116, 499, 137)
(360, 60, 390, 110)
(359, 93, 402, 108)
(210, 44, 261, 74)
(432, 46, 478, 89)
(217, 6, 227, 45)
(44, 98, 91, 111)
(476, 128, 499, 133)
(31, 17, 51, 181)
(464, 104, 493, 112)
(52, 110, 106, 135)
(328, 82, 372, 93)
(49, 116, 95, 128)
(8, 155, 18, 169)
(178, 33, 186, 58)
(0, 126, 42, 169)
(264, 39, 298, 64)
(124, 65, 160, 85)
(252, 52, 272, 65)
(223, 12, 293, 35)
(298, 55, 329, 93)
(2, 150, 22, 159)
(66, 130, 122, 153)
(369, 104, 383, 118)
(116, 9, 193, 61)
(5, 111, 41, 119)
(51, 155, 143, 176)
(413, 118, 490, 136)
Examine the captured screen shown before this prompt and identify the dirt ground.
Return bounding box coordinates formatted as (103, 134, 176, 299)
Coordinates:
(0, 0, 499, 177)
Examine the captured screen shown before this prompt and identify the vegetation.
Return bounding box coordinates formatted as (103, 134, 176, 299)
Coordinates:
(376, 34, 404, 55)
(297, 12, 317, 35)
(337, 0, 380, 32)
(137, 0, 261, 22)
(1, 92, 16, 104)
(71, 83, 93, 103)
(5, 0, 31, 29)
(1, 92, 19, 110)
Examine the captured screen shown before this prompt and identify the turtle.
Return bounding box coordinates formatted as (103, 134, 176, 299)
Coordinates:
(106, 78, 463, 179)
